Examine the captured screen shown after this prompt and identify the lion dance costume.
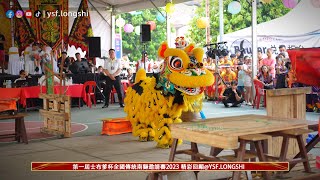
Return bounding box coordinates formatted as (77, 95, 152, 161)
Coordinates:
(124, 38, 214, 148)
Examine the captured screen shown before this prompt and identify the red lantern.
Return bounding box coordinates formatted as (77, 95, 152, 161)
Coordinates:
(147, 21, 156, 31)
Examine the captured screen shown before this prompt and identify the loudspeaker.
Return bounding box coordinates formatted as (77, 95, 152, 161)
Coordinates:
(140, 24, 151, 42)
(88, 37, 101, 57)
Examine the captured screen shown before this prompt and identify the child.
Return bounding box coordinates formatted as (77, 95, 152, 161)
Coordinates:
(30, 43, 41, 73)
(237, 63, 245, 99)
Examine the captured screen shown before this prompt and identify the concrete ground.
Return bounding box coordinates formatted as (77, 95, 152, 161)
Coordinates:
(0, 101, 319, 180)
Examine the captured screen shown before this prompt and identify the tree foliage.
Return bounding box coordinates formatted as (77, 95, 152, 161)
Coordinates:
(187, 0, 291, 46)
(117, 9, 167, 62)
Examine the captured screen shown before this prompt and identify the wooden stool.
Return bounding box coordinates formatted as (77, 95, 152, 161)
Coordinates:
(266, 128, 312, 174)
(224, 134, 270, 180)
(0, 113, 28, 144)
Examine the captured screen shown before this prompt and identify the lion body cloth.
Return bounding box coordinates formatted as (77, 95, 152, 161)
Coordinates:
(124, 41, 214, 148)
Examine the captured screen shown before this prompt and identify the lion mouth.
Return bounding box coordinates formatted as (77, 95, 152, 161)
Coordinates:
(174, 85, 204, 95)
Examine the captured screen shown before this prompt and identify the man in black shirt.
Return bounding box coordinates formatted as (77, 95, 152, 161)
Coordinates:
(57, 51, 70, 73)
(70, 52, 90, 74)
(222, 80, 244, 107)
(0, 33, 5, 73)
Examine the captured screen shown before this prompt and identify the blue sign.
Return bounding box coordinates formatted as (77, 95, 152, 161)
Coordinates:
(115, 34, 122, 59)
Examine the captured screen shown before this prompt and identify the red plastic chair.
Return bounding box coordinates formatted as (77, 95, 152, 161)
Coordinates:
(110, 87, 117, 104)
(253, 79, 266, 109)
(121, 80, 130, 95)
(83, 81, 97, 108)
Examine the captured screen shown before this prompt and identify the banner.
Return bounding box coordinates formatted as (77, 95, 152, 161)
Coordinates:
(288, 48, 320, 86)
(13, 0, 36, 53)
(0, 0, 11, 54)
(68, 0, 93, 55)
(29, 0, 68, 49)
(115, 34, 122, 59)
(224, 30, 320, 56)
(31, 162, 289, 171)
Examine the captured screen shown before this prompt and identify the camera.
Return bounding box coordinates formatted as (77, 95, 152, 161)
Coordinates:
(204, 42, 229, 58)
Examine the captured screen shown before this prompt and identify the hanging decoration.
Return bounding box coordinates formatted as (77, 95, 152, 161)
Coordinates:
(227, 1, 241, 15)
(123, 24, 134, 33)
(30, 0, 68, 49)
(68, 0, 93, 53)
(311, 0, 320, 8)
(156, 13, 166, 23)
(196, 17, 209, 29)
(116, 18, 125, 27)
(147, 21, 156, 31)
(134, 26, 140, 35)
(165, 2, 175, 14)
(282, 0, 298, 9)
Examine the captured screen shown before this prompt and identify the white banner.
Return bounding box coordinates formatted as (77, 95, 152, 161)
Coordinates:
(224, 30, 320, 56)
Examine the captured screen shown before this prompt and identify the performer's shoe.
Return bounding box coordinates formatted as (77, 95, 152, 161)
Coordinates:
(120, 104, 125, 108)
(102, 104, 109, 108)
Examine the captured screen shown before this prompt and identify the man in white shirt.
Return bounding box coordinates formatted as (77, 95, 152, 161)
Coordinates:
(102, 49, 124, 108)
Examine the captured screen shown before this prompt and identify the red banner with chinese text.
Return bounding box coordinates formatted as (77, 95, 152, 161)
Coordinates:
(31, 162, 289, 171)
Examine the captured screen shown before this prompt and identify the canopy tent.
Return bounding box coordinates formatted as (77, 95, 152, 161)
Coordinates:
(223, 0, 320, 55)
(15, 0, 191, 59)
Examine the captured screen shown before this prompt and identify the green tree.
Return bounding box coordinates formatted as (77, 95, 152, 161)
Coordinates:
(117, 9, 167, 62)
(187, 0, 291, 46)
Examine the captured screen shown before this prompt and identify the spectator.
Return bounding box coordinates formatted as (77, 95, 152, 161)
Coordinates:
(275, 55, 287, 89)
(256, 65, 274, 89)
(230, 54, 238, 68)
(243, 56, 253, 105)
(14, 70, 31, 83)
(259, 48, 276, 78)
(219, 55, 233, 66)
(70, 53, 90, 74)
(222, 80, 244, 108)
(30, 43, 42, 73)
(279, 45, 289, 59)
(136, 52, 152, 73)
(57, 51, 70, 73)
(257, 50, 263, 71)
(237, 63, 245, 98)
(220, 66, 236, 84)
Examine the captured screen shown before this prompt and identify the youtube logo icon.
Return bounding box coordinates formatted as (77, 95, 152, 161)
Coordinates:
(25, 10, 32, 18)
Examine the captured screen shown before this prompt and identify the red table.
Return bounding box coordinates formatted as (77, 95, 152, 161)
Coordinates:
(0, 85, 86, 108)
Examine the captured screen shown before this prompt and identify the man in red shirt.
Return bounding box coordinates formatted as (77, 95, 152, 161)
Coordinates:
(259, 48, 275, 78)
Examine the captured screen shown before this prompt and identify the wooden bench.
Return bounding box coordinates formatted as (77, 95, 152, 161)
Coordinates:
(265, 128, 313, 175)
(0, 113, 28, 144)
(289, 121, 320, 171)
(231, 134, 271, 180)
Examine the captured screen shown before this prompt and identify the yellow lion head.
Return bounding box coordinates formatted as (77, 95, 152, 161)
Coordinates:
(157, 42, 214, 95)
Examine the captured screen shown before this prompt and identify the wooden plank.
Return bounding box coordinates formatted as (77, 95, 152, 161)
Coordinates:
(266, 87, 311, 97)
(0, 113, 27, 120)
(170, 116, 307, 137)
(170, 127, 238, 149)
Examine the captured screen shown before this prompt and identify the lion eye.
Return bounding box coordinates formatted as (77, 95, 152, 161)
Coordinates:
(169, 57, 183, 70)
(197, 62, 204, 68)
